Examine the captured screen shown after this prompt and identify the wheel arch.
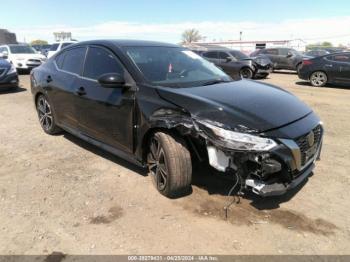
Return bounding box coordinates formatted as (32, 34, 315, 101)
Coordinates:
(140, 126, 204, 165)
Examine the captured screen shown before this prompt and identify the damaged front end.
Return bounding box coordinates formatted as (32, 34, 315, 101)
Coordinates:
(149, 109, 323, 197)
(196, 119, 324, 197)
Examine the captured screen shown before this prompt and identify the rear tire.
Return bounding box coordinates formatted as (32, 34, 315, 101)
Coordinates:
(310, 71, 328, 87)
(147, 132, 192, 198)
(240, 68, 253, 79)
(36, 94, 62, 135)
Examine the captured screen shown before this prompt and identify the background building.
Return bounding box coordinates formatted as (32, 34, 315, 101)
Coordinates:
(0, 29, 17, 44)
(193, 39, 307, 54)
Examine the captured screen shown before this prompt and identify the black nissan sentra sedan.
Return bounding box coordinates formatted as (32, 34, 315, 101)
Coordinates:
(30, 40, 323, 198)
(0, 58, 19, 90)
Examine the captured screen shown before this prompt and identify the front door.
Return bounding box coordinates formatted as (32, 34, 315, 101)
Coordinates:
(75, 46, 135, 153)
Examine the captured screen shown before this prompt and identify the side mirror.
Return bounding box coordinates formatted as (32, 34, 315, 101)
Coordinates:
(0, 51, 8, 59)
(226, 56, 234, 62)
(98, 73, 125, 88)
(287, 52, 293, 58)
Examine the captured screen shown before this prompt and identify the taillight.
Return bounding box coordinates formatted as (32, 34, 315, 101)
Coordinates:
(303, 60, 313, 66)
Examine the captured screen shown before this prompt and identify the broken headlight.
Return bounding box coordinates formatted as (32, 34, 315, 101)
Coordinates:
(198, 121, 277, 151)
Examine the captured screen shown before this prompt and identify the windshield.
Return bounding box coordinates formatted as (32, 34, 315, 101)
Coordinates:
(9, 45, 36, 54)
(124, 46, 231, 87)
(230, 51, 249, 60)
(50, 44, 59, 51)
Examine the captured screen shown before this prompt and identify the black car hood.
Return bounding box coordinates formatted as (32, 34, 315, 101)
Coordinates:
(157, 79, 312, 133)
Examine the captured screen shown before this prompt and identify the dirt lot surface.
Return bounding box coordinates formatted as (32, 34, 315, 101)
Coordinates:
(0, 73, 349, 255)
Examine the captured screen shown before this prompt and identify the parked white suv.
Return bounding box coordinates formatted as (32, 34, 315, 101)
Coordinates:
(47, 41, 77, 58)
(0, 44, 47, 71)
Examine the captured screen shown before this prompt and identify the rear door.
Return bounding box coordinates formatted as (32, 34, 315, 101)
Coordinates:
(278, 48, 294, 69)
(216, 51, 241, 78)
(48, 47, 87, 129)
(75, 45, 135, 153)
(330, 54, 350, 83)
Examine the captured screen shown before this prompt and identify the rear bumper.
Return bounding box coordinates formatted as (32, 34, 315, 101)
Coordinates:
(0, 73, 19, 88)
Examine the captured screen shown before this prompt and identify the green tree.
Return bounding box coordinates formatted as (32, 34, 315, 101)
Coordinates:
(30, 39, 49, 46)
(306, 41, 333, 50)
(181, 29, 202, 44)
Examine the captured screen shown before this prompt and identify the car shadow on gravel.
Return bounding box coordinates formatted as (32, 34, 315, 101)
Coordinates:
(62, 132, 148, 177)
(296, 81, 350, 90)
(62, 131, 309, 209)
(191, 164, 309, 210)
(0, 86, 26, 94)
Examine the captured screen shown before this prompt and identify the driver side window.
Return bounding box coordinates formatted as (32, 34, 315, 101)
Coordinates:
(83, 46, 124, 80)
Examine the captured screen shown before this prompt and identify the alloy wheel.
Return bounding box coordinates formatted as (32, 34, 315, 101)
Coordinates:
(310, 72, 327, 87)
(37, 96, 53, 131)
(240, 68, 253, 79)
(147, 137, 168, 191)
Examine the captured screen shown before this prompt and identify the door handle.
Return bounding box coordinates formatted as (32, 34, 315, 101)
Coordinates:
(46, 75, 52, 83)
(325, 64, 333, 67)
(75, 87, 86, 96)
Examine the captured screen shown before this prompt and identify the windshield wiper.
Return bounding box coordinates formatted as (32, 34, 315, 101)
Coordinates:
(202, 79, 230, 86)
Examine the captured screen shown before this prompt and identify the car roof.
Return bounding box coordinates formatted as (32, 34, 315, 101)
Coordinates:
(74, 39, 179, 48)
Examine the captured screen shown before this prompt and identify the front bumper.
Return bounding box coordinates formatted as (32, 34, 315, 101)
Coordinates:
(14, 59, 42, 70)
(206, 123, 324, 197)
(0, 72, 19, 88)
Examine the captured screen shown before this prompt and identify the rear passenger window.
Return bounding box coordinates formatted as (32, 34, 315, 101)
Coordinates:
(265, 49, 278, 55)
(61, 47, 86, 75)
(202, 51, 218, 59)
(83, 47, 124, 80)
(218, 52, 230, 59)
(332, 54, 350, 62)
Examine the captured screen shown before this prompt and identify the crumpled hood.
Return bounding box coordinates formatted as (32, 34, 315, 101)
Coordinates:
(157, 79, 312, 132)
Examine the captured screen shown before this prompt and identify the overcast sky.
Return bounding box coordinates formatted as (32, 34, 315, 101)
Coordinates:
(2, 0, 350, 45)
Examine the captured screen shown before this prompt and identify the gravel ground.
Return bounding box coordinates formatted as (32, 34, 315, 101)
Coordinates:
(0, 73, 349, 255)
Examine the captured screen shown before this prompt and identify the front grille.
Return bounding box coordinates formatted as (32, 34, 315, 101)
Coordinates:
(27, 59, 41, 63)
(295, 125, 323, 167)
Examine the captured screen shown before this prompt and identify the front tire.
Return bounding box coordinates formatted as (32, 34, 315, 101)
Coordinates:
(36, 94, 61, 135)
(147, 132, 192, 198)
(240, 68, 253, 79)
(310, 71, 328, 87)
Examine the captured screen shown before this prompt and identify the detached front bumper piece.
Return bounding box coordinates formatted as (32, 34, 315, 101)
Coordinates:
(245, 163, 315, 197)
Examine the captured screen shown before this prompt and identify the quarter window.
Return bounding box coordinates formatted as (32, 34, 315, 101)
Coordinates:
(83, 47, 124, 80)
(61, 47, 86, 75)
(55, 53, 65, 69)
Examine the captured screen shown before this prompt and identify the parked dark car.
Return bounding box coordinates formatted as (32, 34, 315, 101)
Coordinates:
(304, 50, 330, 58)
(0, 58, 19, 90)
(31, 40, 323, 198)
(251, 48, 305, 71)
(298, 52, 350, 87)
(196, 49, 272, 79)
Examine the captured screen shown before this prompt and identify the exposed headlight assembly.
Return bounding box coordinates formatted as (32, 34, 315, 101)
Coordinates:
(198, 121, 277, 151)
